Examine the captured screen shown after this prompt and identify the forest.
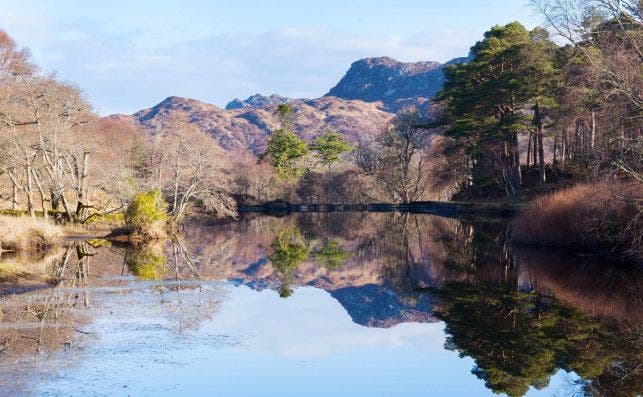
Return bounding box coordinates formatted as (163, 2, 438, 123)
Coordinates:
(0, 0, 640, 260)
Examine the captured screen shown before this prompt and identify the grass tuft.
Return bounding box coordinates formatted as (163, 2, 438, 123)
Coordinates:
(0, 215, 63, 252)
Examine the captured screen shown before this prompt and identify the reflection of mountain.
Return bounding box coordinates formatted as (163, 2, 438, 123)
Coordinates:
(180, 214, 642, 327)
(330, 284, 438, 328)
(224, 254, 439, 328)
(178, 214, 642, 397)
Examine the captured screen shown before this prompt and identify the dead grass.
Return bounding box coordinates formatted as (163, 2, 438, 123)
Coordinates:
(0, 215, 63, 252)
(513, 182, 642, 262)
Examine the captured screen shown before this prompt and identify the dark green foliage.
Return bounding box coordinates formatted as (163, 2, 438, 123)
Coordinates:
(436, 282, 641, 397)
(261, 104, 309, 181)
(261, 129, 309, 181)
(436, 22, 558, 197)
(269, 227, 310, 298)
(269, 228, 310, 274)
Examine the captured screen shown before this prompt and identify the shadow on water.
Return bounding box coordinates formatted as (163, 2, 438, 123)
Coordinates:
(0, 212, 640, 396)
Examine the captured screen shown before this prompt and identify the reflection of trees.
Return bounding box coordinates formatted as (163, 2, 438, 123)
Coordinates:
(125, 241, 167, 280)
(268, 228, 310, 298)
(435, 282, 641, 397)
(426, 218, 642, 397)
(0, 242, 99, 394)
(296, 212, 367, 241)
(312, 240, 351, 270)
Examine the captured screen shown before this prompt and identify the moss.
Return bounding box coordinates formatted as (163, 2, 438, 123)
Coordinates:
(85, 239, 111, 248)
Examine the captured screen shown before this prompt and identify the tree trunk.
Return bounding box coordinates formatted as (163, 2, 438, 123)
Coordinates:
(534, 103, 546, 184)
(526, 131, 532, 168)
(553, 132, 558, 166)
(172, 154, 181, 215)
(75, 152, 90, 221)
(511, 131, 522, 192)
(26, 164, 35, 219)
(31, 168, 48, 222)
(590, 110, 596, 152)
(561, 129, 567, 171)
(51, 191, 60, 211)
(11, 180, 17, 210)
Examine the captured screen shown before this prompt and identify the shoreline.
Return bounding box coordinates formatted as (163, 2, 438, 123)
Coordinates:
(238, 200, 524, 218)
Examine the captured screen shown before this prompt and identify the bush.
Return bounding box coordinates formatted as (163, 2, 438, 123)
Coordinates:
(124, 189, 168, 240)
(513, 182, 642, 262)
(0, 215, 63, 252)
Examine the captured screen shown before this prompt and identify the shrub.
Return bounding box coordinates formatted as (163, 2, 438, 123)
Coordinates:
(513, 182, 642, 262)
(124, 189, 168, 239)
(0, 215, 63, 252)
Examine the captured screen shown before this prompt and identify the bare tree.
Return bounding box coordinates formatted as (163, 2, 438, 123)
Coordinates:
(151, 118, 237, 221)
(356, 109, 431, 203)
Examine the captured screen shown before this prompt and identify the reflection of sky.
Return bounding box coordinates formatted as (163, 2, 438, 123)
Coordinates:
(33, 283, 580, 397)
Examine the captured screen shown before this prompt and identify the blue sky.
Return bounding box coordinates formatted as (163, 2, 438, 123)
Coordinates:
(0, 1, 538, 115)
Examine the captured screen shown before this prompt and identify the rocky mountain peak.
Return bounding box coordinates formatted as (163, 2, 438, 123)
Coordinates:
(325, 56, 464, 112)
(225, 93, 294, 110)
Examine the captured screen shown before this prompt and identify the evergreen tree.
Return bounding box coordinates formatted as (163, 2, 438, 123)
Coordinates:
(436, 22, 558, 197)
(260, 104, 309, 181)
(309, 131, 353, 171)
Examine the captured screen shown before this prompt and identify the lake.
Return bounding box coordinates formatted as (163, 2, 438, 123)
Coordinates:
(0, 213, 640, 397)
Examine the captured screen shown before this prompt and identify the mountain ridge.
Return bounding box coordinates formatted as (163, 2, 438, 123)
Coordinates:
(106, 54, 467, 155)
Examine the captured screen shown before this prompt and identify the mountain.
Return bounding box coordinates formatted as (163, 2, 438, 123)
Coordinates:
(110, 95, 392, 154)
(326, 56, 466, 112)
(107, 55, 469, 154)
(225, 93, 295, 110)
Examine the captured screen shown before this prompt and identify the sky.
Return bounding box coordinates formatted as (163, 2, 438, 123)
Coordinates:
(0, 1, 538, 115)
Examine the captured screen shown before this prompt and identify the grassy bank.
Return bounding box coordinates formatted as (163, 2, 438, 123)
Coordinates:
(0, 215, 63, 252)
(513, 182, 641, 263)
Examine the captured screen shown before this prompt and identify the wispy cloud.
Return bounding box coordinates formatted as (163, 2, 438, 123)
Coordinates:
(0, 12, 480, 115)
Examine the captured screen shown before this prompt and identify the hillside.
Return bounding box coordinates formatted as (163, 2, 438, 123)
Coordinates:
(110, 95, 393, 154)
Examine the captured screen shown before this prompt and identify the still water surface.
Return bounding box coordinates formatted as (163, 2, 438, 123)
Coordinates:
(0, 213, 640, 396)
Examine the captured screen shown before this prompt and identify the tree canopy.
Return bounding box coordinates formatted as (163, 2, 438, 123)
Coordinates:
(309, 131, 353, 170)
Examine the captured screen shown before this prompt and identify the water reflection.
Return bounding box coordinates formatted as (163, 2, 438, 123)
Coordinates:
(0, 213, 640, 396)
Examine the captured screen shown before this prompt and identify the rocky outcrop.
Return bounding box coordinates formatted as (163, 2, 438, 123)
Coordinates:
(326, 55, 467, 113)
(225, 93, 295, 110)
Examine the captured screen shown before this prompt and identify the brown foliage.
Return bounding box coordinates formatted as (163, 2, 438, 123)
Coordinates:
(513, 181, 642, 261)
